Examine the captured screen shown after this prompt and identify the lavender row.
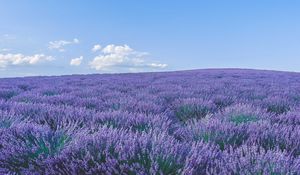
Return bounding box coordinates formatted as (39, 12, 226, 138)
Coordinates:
(0, 69, 300, 174)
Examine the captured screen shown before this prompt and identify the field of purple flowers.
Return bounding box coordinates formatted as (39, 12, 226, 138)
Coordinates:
(0, 69, 300, 174)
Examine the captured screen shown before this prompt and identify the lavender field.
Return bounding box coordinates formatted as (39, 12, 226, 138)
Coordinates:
(0, 69, 300, 174)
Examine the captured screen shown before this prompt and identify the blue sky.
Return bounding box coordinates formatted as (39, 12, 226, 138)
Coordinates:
(0, 1, 300, 77)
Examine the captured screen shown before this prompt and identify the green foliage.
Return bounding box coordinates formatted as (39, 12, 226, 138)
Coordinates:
(194, 131, 216, 143)
(259, 135, 290, 155)
(24, 132, 71, 159)
(175, 105, 210, 122)
(213, 98, 233, 110)
(267, 104, 290, 115)
(111, 103, 121, 110)
(125, 152, 152, 174)
(193, 130, 226, 150)
(85, 103, 97, 109)
(0, 120, 12, 128)
(18, 84, 31, 91)
(194, 129, 248, 150)
(0, 90, 17, 100)
(98, 119, 119, 129)
(42, 90, 58, 96)
(100, 120, 150, 133)
(131, 123, 150, 133)
(4, 130, 71, 173)
(229, 114, 259, 125)
(156, 155, 183, 175)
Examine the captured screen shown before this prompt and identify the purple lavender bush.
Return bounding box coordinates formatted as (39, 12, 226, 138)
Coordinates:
(0, 69, 300, 174)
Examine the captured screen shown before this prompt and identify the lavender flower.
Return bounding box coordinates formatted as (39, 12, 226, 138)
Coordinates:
(0, 69, 299, 174)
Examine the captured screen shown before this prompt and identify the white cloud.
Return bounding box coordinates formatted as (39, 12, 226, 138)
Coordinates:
(48, 38, 79, 52)
(91, 44, 102, 52)
(73, 38, 80, 44)
(89, 44, 167, 71)
(90, 54, 126, 70)
(148, 63, 168, 68)
(70, 56, 83, 66)
(0, 53, 54, 68)
(102, 44, 133, 55)
(0, 48, 11, 52)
